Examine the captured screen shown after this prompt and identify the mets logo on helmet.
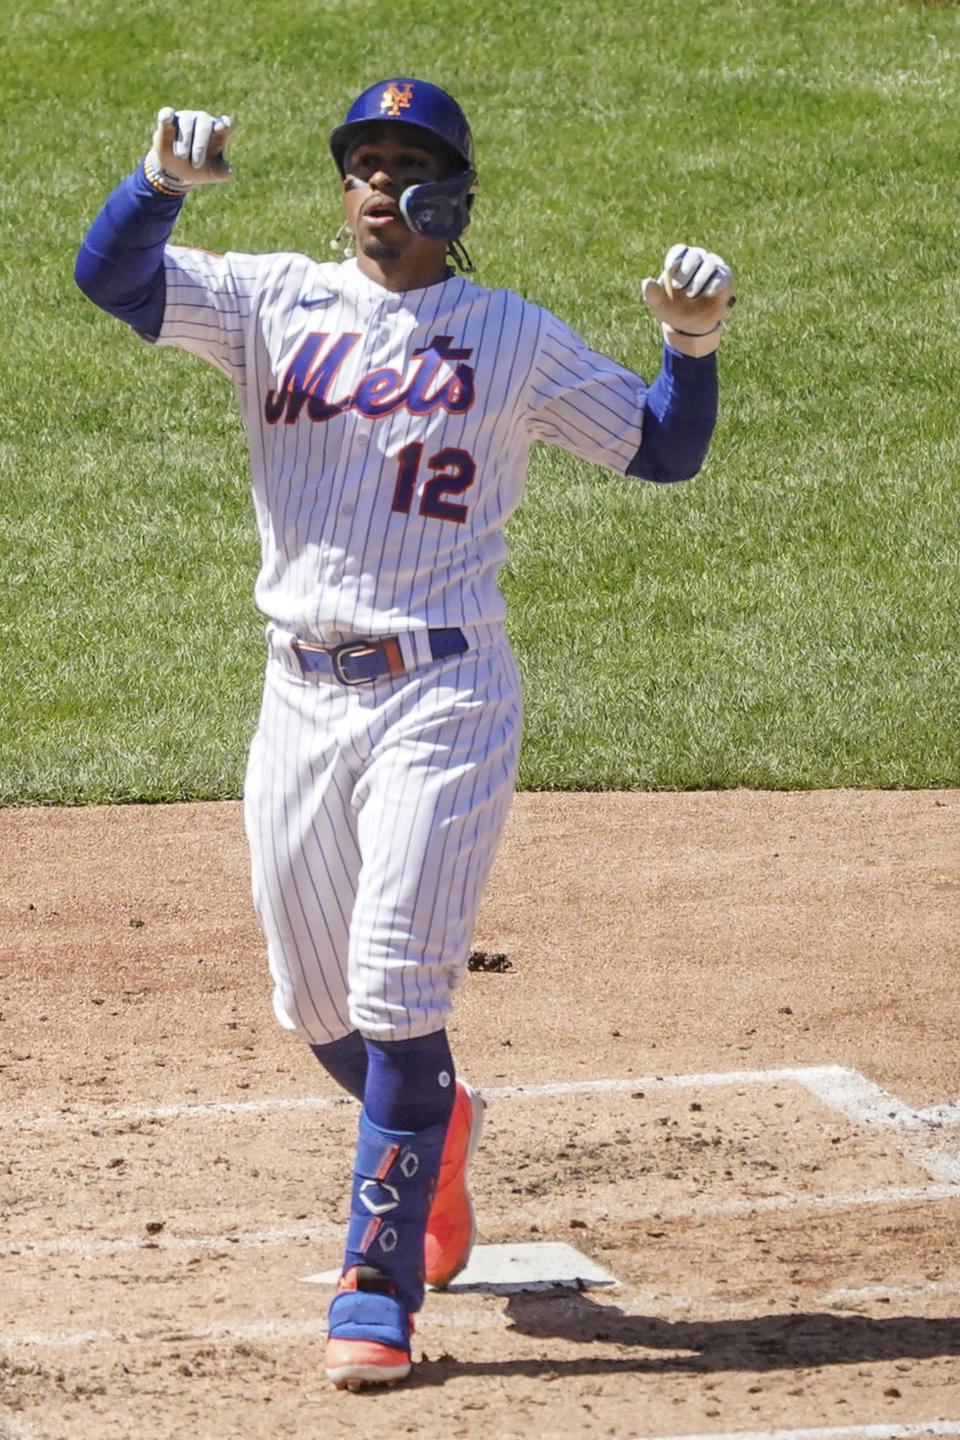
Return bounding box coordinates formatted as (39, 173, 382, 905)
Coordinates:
(380, 82, 414, 117)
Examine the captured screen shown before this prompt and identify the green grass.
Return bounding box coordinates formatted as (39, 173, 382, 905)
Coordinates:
(2, 0, 959, 801)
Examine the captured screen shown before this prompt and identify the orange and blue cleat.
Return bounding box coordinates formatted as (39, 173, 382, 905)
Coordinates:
(424, 1079, 485, 1288)
(325, 1264, 413, 1389)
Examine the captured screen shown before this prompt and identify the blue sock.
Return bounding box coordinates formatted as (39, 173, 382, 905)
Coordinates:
(310, 1031, 367, 1100)
(362, 1030, 456, 1131)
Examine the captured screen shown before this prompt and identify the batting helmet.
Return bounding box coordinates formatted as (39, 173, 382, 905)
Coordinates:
(329, 78, 476, 241)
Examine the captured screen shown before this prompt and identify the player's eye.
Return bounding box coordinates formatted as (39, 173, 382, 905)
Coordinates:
(345, 146, 438, 187)
(397, 151, 435, 176)
(346, 147, 383, 175)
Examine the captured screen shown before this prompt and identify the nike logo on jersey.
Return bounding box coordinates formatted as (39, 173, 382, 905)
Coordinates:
(264, 332, 475, 425)
(298, 296, 335, 309)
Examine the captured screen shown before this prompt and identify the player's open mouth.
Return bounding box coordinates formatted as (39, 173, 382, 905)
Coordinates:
(362, 199, 401, 228)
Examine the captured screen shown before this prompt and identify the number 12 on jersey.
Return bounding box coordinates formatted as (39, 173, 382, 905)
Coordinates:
(391, 443, 475, 524)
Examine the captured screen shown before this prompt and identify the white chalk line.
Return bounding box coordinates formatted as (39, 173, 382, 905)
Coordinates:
(625, 1180, 960, 1220)
(1, 1066, 957, 1268)
(0, 1298, 513, 1352)
(504, 1068, 960, 1134)
(825, 1276, 960, 1304)
(620, 1423, 960, 1440)
(5, 1064, 960, 1133)
(0, 1221, 339, 1260)
(3, 1180, 958, 1265)
(2, 1090, 356, 1129)
(5, 1065, 957, 1186)
(0, 1315, 330, 1351)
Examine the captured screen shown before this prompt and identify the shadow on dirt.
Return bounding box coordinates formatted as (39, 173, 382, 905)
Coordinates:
(413, 1290, 960, 1385)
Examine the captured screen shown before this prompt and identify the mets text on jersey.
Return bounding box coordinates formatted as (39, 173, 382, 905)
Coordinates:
(264, 332, 475, 425)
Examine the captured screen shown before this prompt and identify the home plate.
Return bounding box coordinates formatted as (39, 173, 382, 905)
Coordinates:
(300, 1242, 619, 1293)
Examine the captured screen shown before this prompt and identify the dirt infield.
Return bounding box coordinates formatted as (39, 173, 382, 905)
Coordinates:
(1, 791, 959, 1439)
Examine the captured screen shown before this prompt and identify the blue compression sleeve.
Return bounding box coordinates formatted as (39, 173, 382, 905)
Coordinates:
(363, 1031, 456, 1132)
(625, 343, 719, 484)
(74, 165, 186, 339)
(310, 1031, 367, 1100)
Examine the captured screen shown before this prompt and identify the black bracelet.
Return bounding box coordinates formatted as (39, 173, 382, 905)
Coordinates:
(667, 320, 724, 337)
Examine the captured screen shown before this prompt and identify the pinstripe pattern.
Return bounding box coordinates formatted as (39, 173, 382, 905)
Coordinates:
(158, 251, 647, 642)
(244, 636, 521, 1042)
(158, 247, 644, 1042)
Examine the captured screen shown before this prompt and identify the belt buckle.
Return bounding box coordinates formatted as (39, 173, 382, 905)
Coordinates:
(331, 640, 382, 686)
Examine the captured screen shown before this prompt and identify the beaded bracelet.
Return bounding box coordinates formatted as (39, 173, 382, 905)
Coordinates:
(143, 152, 192, 197)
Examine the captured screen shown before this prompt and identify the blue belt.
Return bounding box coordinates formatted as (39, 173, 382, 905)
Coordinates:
(292, 628, 468, 686)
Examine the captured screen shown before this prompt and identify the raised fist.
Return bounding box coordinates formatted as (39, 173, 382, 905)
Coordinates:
(643, 244, 734, 356)
(145, 107, 233, 192)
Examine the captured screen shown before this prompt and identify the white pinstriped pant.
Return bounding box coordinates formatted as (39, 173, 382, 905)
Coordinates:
(243, 627, 522, 1044)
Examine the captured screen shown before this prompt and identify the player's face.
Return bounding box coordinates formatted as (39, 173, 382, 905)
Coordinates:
(343, 134, 450, 286)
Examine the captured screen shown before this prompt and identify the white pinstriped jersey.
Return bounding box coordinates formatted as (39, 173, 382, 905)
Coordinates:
(158, 249, 648, 642)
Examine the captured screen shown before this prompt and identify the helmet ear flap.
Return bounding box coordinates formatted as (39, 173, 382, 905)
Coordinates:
(399, 170, 477, 240)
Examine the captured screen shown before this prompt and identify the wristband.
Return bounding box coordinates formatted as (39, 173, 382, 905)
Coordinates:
(143, 152, 192, 196)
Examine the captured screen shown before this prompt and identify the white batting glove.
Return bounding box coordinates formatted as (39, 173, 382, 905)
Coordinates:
(642, 244, 735, 357)
(144, 107, 233, 194)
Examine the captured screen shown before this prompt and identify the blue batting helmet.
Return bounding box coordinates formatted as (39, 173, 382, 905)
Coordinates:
(329, 78, 476, 241)
(329, 78, 474, 175)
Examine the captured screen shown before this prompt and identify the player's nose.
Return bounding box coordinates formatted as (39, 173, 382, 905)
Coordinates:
(368, 167, 401, 196)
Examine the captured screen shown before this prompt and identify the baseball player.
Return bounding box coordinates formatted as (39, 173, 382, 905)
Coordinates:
(75, 78, 734, 1389)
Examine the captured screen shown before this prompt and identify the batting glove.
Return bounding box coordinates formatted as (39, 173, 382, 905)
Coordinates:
(144, 107, 233, 195)
(642, 244, 735, 357)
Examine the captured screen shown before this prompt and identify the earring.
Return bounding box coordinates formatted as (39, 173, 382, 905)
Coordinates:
(330, 223, 354, 257)
(447, 238, 474, 274)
